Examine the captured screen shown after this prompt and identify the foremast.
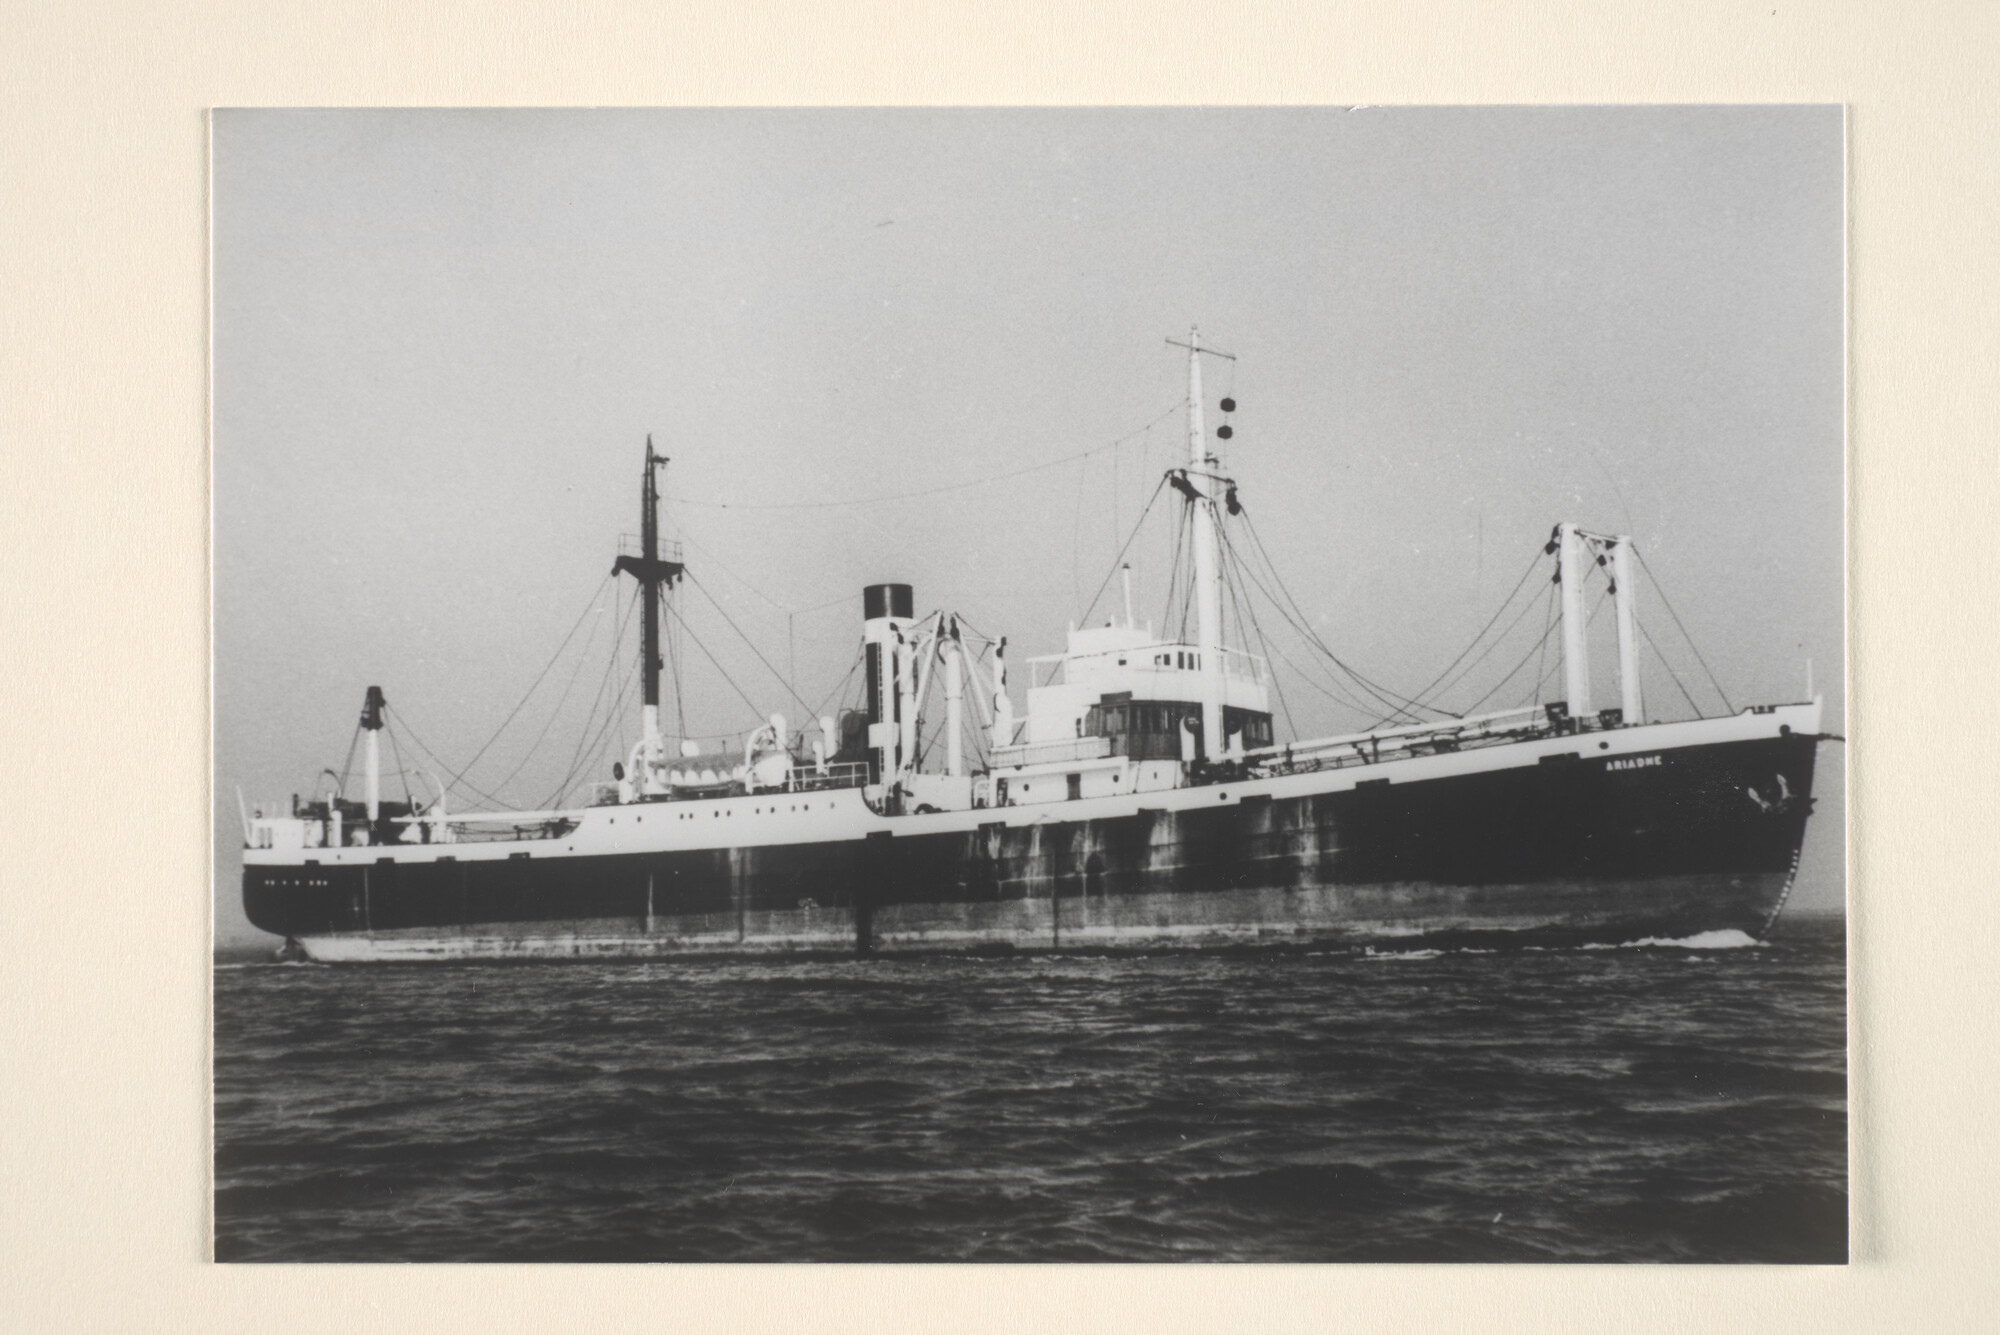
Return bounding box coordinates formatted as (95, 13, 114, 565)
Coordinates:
(612, 438, 685, 796)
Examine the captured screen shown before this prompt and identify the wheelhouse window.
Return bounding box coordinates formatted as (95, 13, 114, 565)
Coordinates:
(1082, 696, 1273, 760)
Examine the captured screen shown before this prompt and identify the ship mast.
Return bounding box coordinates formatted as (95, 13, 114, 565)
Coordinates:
(613, 439, 684, 787)
(1558, 522, 1591, 720)
(1171, 327, 1234, 761)
(360, 685, 385, 823)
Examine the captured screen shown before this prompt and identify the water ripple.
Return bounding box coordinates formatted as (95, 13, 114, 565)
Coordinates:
(214, 917, 1846, 1262)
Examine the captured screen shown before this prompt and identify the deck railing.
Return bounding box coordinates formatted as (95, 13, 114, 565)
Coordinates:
(616, 533, 683, 563)
(579, 760, 870, 807)
(783, 761, 870, 792)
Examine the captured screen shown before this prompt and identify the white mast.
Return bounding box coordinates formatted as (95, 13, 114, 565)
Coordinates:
(1610, 535, 1642, 724)
(897, 627, 918, 778)
(943, 618, 965, 777)
(1187, 328, 1225, 761)
(1558, 522, 1592, 720)
(360, 685, 386, 826)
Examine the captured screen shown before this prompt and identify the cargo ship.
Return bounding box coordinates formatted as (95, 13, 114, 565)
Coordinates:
(238, 332, 1828, 961)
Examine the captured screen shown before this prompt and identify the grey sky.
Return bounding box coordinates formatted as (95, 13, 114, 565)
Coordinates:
(213, 107, 1844, 944)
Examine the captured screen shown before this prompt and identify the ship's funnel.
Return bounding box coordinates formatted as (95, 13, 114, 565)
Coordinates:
(862, 584, 914, 785)
(864, 583, 913, 621)
(360, 685, 385, 824)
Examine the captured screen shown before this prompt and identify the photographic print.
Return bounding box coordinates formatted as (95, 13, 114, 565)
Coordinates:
(213, 107, 1845, 1262)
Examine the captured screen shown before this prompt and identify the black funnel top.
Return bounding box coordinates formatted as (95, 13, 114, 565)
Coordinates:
(864, 584, 913, 620)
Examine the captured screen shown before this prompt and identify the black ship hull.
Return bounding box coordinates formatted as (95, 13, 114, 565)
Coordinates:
(244, 726, 1820, 961)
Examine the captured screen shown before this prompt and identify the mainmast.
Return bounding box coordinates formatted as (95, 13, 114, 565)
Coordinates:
(1171, 327, 1234, 761)
(613, 439, 684, 788)
(942, 615, 966, 777)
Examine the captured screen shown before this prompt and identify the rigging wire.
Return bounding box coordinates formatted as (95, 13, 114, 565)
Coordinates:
(666, 402, 1184, 511)
(1531, 576, 1558, 707)
(1219, 517, 1429, 724)
(614, 634, 631, 772)
(1077, 475, 1171, 628)
(1071, 456, 1085, 616)
(1632, 547, 1735, 713)
(383, 707, 513, 811)
(376, 580, 631, 815)
(1392, 545, 1548, 714)
(384, 723, 413, 808)
(1637, 614, 1705, 720)
(660, 592, 780, 727)
(1450, 585, 1566, 717)
(1111, 426, 1120, 566)
(1432, 581, 1559, 718)
(541, 593, 644, 807)
(1421, 570, 1557, 713)
(1233, 509, 1439, 725)
(550, 586, 638, 794)
(1160, 500, 1189, 641)
(808, 640, 866, 725)
(1214, 524, 1381, 722)
(1520, 583, 1612, 706)
(967, 701, 991, 772)
(482, 585, 619, 798)
(542, 652, 641, 808)
(448, 572, 616, 784)
(664, 519, 857, 619)
(337, 725, 361, 801)
(685, 571, 826, 719)
(666, 581, 688, 738)
(1219, 542, 1297, 741)
(1249, 626, 1384, 721)
(569, 662, 640, 799)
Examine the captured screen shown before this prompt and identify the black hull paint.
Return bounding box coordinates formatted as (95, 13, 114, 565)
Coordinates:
(244, 733, 1818, 958)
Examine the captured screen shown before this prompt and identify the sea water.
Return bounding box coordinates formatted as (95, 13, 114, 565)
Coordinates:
(213, 915, 1846, 1262)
